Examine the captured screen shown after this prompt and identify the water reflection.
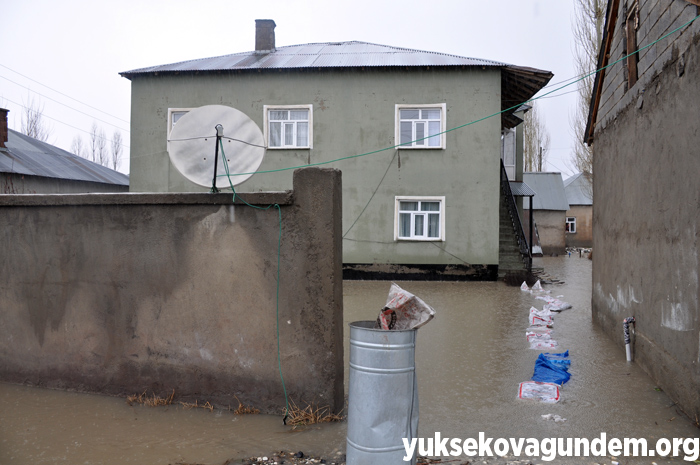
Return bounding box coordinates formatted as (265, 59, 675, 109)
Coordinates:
(1, 256, 697, 464)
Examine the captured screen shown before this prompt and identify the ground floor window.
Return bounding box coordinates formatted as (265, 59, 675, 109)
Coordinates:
(395, 196, 445, 241)
(566, 217, 577, 233)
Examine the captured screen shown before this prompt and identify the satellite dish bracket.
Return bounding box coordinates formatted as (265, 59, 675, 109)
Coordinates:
(211, 124, 224, 193)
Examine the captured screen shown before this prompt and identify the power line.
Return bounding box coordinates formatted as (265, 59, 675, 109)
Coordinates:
(2, 96, 130, 149)
(0, 64, 129, 124)
(0, 74, 129, 132)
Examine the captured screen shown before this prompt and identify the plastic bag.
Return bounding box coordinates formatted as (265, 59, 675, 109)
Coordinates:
(518, 381, 560, 403)
(375, 283, 435, 330)
(529, 314, 553, 327)
(520, 281, 530, 291)
(530, 306, 555, 318)
(530, 339, 558, 350)
(532, 352, 571, 385)
(532, 280, 543, 291)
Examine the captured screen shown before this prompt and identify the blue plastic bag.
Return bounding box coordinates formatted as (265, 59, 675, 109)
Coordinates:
(532, 352, 571, 385)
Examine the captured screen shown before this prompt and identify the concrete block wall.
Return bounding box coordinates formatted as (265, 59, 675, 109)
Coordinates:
(597, 0, 700, 133)
(592, 30, 700, 420)
(0, 167, 343, 414)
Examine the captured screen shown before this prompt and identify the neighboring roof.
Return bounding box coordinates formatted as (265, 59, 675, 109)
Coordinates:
(0, 129, 129, 186)
(563, 172, 593, 206)
(522, 172, 570, 211)
(120, 41, 552, 130)
(509, 181, 537, 197)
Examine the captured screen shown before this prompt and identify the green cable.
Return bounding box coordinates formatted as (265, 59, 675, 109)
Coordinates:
(218, 139, 289, 423)
(214, 13, 699, 180)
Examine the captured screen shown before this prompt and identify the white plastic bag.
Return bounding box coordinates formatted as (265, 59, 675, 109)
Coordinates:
(375, 283, 435, 330)
(518, 381, 560, 403)
(520, 281, 530, 291)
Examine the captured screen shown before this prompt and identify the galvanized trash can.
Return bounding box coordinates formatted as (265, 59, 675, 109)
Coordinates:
(346, 321, 419, 465)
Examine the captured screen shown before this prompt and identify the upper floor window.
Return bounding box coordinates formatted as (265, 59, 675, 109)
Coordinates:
(566, 217, 577, 234)
(395, 104, 446, 149)
(264, 105, 313, 149)
(395, 196, 446, 241)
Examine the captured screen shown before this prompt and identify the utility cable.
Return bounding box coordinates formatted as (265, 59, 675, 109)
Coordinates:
(215, 12, 699, 180)
(0, 74, 129, 132)
(0, 64, 129, 123)
(218, 139, 289, 424)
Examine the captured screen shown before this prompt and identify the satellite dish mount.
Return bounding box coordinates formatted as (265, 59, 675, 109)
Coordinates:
(211, 124, 224, 193)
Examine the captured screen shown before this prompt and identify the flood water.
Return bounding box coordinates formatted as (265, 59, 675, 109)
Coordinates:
(1, 256, 697, 464)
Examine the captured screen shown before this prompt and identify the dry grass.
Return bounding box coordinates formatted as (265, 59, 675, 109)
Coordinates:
(179, 400, 215, 412)
(232, 395, 260, 415)
(126, 389, 175, 407)
(285, 399, 345, 426)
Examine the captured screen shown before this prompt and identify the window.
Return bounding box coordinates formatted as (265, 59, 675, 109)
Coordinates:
(395, 104, 446, 149)
(264, 105, 313, 149)
(395, 196, 446, 241)
(566, 217, 577, 234)
(168, 108, 191, 135)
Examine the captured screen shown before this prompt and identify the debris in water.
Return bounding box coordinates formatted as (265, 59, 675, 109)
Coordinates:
(285, 399, 345, 426)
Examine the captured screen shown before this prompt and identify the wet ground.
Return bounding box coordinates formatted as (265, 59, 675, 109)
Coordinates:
(1, 256, 698, 464)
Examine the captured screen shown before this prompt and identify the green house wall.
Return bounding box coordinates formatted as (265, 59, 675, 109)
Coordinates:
(127, 67, 503, 267)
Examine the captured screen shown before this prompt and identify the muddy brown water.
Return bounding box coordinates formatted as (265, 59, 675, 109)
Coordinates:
(1, 256, 697, 464)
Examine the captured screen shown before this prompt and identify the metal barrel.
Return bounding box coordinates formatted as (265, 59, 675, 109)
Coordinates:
(346, 321, 419, 465)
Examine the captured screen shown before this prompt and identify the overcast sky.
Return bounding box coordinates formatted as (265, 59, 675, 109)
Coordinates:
(2, 0, 581, 177)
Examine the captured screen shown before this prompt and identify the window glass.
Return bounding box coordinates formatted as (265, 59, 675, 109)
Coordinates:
(415, 122, 425, 145)
(284, 122, 294, 146)
(399, 213, 411, 237)
(428, 213, 440, 237)
(290, 110, 308, 120)
(400, 201, 418, 211)
(400, 122, 413, 145)
(414, 215, 424, 236)
(428, 121, 441, 147)
(421, 202, 440, 211)
(270, 111, 288, 120)
(422, 109, 440, 119)
(401, 109, 420, 119)
(269, 122, 282, 147)
(296, 122, 308, 147)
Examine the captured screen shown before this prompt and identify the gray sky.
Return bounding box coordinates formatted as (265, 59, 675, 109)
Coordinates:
(1, 0, 581, 177)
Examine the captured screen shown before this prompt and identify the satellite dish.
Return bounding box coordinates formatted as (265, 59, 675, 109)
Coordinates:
(168, 105, 266, 190)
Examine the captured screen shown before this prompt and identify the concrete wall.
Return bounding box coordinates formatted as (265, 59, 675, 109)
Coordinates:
(1, 173, 128, 194)
(565, 205, 592, 249)
(592, 6, 700, 419)
(0, 167, 344, 414)
(127, 67, 503, 271)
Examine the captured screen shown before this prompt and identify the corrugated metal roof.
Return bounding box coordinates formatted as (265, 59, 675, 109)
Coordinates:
(509, 181, 537, 197)
(563, 172, 593, 206)
(121, 41, 510, 76)
(0, 129, 129, 185)
(522, 172, 570, 211)
(120, 40, 553, 131)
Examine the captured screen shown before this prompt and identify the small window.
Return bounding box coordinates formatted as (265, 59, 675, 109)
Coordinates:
(395, 104, 446, 149)
(167, 108, 192, 138)
(625, 0, 639, 89)
(566, 217, 577, 234)
(395, 196, 446, 241)
(264, 105, 313, 149)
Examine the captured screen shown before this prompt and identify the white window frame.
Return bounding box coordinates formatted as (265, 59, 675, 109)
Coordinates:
(394, 196, 446, 241)
(566, 217, 577, 234)
(263, 104, 313, 149)
(167, 108, 193, 151)
(395, 103, 446, 149)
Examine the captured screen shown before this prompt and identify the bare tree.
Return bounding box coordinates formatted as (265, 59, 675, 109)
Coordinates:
(71, 135, 85, 158)
(571, 0, 606, 180)
(88, 121, 108, 166)
(523, 101, 551, 172)
(110, 131, 123, 171)
(21, 96, 51, 142)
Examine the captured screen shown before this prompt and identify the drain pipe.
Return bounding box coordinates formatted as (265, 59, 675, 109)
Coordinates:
(623, 317, 636, 362)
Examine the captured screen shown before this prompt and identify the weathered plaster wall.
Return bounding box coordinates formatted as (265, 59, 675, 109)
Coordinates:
(127, 67, 503, 269)
(0, 167, 344, 414)
(1, 173, 128, 194)
(533, 210, 566, 256)
(565, 205, 593, 249)
(592, 29, 700, 419)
